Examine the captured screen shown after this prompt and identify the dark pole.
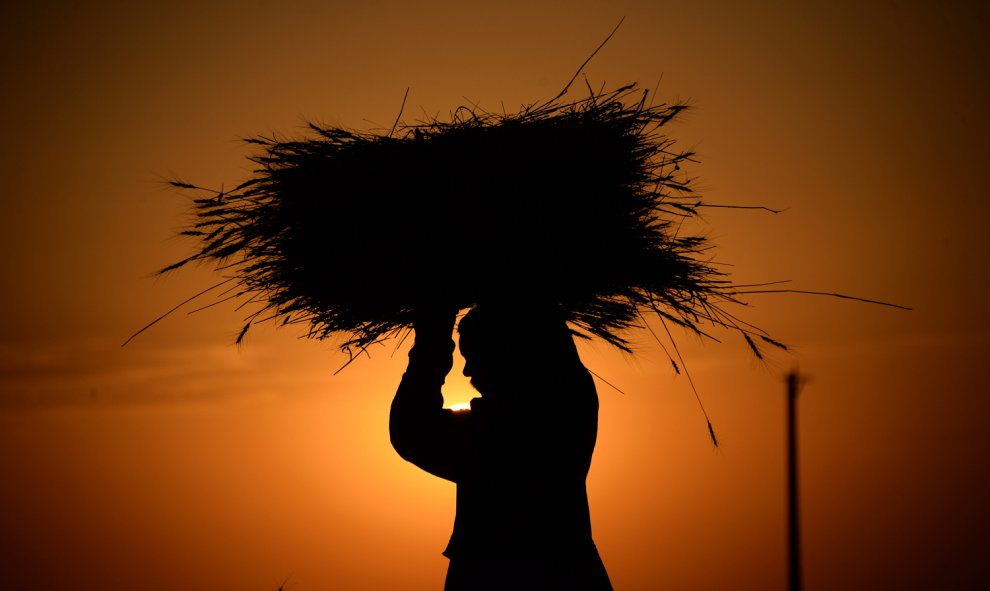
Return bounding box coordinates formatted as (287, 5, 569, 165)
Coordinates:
(786, 371, 803, 591)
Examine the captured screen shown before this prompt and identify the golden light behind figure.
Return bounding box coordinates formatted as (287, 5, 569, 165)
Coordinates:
(0, 2, 987, 590)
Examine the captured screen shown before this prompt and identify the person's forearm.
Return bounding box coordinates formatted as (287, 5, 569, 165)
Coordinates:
(400, 335, 455, 391)
(389, 334, 454, 458)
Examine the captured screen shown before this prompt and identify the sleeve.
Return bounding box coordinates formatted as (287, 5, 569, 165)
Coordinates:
(389, 335, 472, 483)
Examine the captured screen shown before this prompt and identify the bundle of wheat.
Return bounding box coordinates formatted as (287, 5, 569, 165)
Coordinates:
(161, 84, 769, 361)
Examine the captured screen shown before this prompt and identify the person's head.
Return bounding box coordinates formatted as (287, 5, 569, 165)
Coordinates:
(457, 304, 579, 398)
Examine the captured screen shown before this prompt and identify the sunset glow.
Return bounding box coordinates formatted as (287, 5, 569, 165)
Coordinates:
(1, 2, 988, 590)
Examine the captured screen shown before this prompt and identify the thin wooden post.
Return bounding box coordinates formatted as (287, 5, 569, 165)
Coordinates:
(786, 371, 803, 591)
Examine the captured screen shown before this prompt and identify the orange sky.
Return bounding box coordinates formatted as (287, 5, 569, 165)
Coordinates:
(1, 1, 988, 590)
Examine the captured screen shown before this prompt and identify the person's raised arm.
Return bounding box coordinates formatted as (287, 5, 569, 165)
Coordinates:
(389, 306, 469, 482)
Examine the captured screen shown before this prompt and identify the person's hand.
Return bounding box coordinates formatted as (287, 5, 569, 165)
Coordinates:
(407, 304, 457, 378)
(412, 304, 457, 344)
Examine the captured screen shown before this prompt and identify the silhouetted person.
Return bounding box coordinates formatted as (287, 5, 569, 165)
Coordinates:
(390, 305, 613, 590)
